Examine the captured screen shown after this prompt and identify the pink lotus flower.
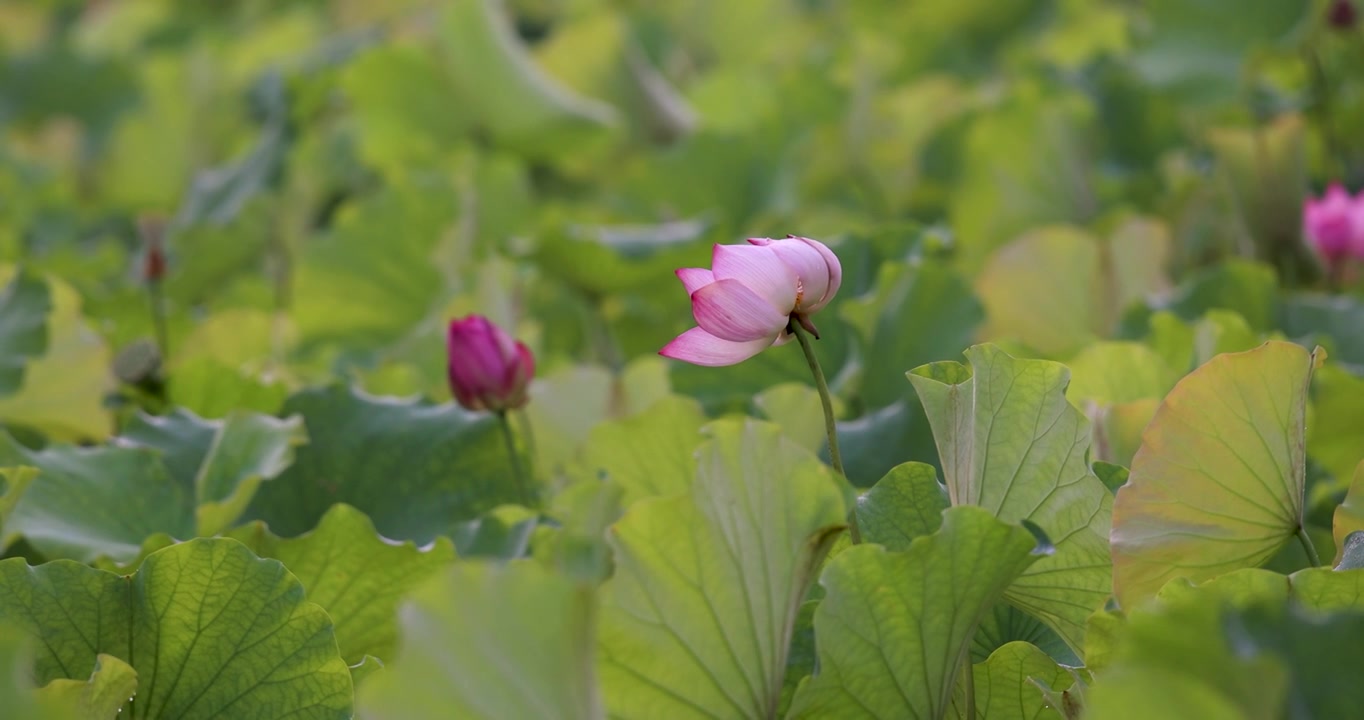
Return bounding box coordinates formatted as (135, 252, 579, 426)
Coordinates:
(660, 236, 842, 366)
(1304, 184, 1364, 265)
(447, 315, 535, 412)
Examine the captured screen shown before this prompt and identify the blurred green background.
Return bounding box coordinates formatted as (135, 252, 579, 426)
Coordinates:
(0, 0, 1361, 485)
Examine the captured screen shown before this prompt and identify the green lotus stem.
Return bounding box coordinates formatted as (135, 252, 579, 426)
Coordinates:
(496, 409, 535, 508)
(791, 320, 862, 545)
(961, 643, 976, 720)
(148, 279, 170, 367)
(1297, 525, 1322, 568)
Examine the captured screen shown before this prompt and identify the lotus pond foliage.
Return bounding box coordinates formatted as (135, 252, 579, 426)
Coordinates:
(1, 0, 1363, 718)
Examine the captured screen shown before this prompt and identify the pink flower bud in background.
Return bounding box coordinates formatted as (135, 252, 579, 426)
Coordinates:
(1329, 0, 1357, 30)
(660, 235, 842, 367)
(1303, 184, 1362, 266)
(446, 315, 535, 412)
(138, 215, 167, 283)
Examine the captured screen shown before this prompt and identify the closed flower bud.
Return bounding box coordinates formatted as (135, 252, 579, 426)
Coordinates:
(1329, 0, 1357, 29)
(446, 315, 535, 412)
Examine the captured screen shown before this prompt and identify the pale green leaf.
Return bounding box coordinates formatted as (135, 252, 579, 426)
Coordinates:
(227, 503, 457, 665)
(357, 561, 602, 720)
(0, 538, 353, 719)
(787, 506, 1046, 719)
(908, 344, 1113, 651)
(34, 654, 137, 720)
(598, 419, 846, 719)
(575, 394, 705, 506)
(1111, 342, 1324, 608)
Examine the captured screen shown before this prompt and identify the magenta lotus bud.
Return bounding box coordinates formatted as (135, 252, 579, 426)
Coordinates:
(659, 235, 842, 366)
(1303, 184, 1363, 266)
(446, 315, 535, 412)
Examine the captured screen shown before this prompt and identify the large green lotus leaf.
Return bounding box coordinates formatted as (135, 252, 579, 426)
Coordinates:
(34, 653, 138, 720)
(1111, 342, 1323, 608)
(121, 408, 307, 536)
(908, 345, 1113, 651)
(1331, 462, 1364, 566)
(0, 268, 50, 396)
(839, 258, 983, 409)
(226, 503, 456, 665)
(0, 270, 111, 442)
(855, 463, 1076, 665)
(293, 185, 456, 351)
(573, 394, 705, 506)
(339, 44, 469, 174)
(786, 506, 1047, 719)
(598, 419, 845, 719)
(243, 385, 512, 540)
(1065, 341, 1179, 407)
(0, 465, 37, 548)
(948, 93, 1095, 274)
(0, 433, 191, 562)
(435, 0, 616, 159)
(953, 641, 1085, 720)
(0, 538, 353, 718)
(1309, 365, 1364, 489)
(357, 560, 601, 720)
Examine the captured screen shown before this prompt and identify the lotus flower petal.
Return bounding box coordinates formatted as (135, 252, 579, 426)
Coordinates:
(711, 244, 798, 313)
(659, 327, 778, 367)
(676, 268, 714, 294)
(691, 278, 789, 342)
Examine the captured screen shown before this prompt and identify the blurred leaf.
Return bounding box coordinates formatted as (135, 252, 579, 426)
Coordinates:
(1310, 365, 1364, 489)
(534, 219, 710, 296)
(976, 227, 1099, 357)
(950, 93, 1097, 272)
(294, 185, 456, 350)
(840, 257, 983, 408)
(0, 538, 353, 718)
(1112, 342, 1324, 608)
(1280, 293, 1364, 366)
(1331, 462, 1364, 566)
(1192, 309, 1260, 364)
(119, 408, 307, 536)
(0, 268, 50, 396)
(436, 0, 616, 159)
(1066, 341, 1179, 407)
(536, 476, 622, 584)
(598, 420, 845, 719)
(1130, 0, 1311, 102)
(0, 270, 111, 441)
(0, 465, 37, 551)
(243, 385, 514, 541)
(339, 44, 469, 173)
(909, 344, 1114, 651)
(786, 506, 1046, 719)
(1208, 116, 1313, 279)
(1096, 398, 1159, 468)
(1165, 259, 1279, 332)
(165, 358, 289, 419)
(227, 503, 456, 665)
(357, 561, 601, 720)
(753, 383, 827, 454)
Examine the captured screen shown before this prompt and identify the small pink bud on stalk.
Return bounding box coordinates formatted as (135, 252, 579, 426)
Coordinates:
(447, 315, 537, 507)
(446, 315, 535, 412)
(659, 235, 843, 366)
